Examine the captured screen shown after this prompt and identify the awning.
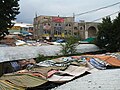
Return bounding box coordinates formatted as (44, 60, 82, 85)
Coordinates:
(83, 37, 95, 43)
(20, 31, 32, 36)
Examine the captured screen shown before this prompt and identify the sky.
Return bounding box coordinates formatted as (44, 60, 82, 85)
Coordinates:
(16, 0, 120, 24)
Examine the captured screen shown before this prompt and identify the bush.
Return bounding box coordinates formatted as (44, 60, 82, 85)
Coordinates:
(36, 54, 47, 63)
(60, 36, 79, 55)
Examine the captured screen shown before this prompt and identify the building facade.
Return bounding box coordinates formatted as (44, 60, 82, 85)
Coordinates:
(9, 22, 33, 35)
(33, 15, 100, 41)
(8, 22, 34, 40)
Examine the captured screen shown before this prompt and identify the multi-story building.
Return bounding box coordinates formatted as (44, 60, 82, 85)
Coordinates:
(33, 15, 99, 41)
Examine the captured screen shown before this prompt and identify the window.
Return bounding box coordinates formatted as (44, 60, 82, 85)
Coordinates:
(74, 32, 77, 35)
(66, 24, 68, 26)
(64, 30, 67, 35)
(48, 23, 50, 26)
(68, 30, 71, 35)
(74, 27, 78, 30)
(59, 23, 61, 26)
(55, 23, 57, 26)
(80, 27, 83, 30)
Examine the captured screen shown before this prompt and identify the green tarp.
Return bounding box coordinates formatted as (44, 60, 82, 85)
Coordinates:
(83, 37, 95, 43)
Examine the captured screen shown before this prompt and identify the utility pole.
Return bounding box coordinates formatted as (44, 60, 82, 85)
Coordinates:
(72, 13, 75, 36)
(73, 13, 75, 21)
(85, 22, 88, 39)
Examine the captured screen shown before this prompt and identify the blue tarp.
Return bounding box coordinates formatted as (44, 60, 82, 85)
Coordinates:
(20, 31, 32, 36)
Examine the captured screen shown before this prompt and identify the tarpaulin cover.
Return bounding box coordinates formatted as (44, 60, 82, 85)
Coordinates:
(47, 74, 74, 83)
(30, 66, 66, 77)
(0, 74, 47, 88)
(84, 55, 120, 67)
(59, 65, 89, 76)
(0, 80, 25, 90)
(89, 58, 106, 70)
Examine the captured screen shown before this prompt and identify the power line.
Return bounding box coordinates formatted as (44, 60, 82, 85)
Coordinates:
(75, 1, 120, 16)
(92, 10, 120, 22)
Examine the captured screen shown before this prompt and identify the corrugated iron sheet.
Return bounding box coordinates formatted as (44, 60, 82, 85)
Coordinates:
(0, 80, 25, 90)
(59, 65, 89, 77)
(0, 74, 47, 88)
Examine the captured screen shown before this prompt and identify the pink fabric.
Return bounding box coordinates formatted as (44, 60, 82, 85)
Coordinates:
(47, 70, 58, 78)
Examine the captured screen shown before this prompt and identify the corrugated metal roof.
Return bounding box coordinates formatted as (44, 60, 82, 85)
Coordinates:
(0, 80, 25, 90)
(0, 44, 100, 63)
(0, 74, 47, 88)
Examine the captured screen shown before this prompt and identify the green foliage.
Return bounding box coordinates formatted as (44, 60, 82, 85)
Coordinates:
(36, 54, 64, 63)
(60, 36, 79, 55)
(36, 54, 46, 63)
(96, 17, 112, 49)
(0, 0, 20, 39)
(96, 13, 120, 52)
(112, 13, 120, 51)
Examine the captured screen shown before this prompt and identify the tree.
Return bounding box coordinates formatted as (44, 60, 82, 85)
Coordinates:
(96, 13, 120, 52)
(112, 13, 120, 51)
(60, 36, 79, 55)
(0, 0, 20, 39)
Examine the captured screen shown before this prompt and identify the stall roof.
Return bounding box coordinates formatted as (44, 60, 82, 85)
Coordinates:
(0, 44, 100, 62)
